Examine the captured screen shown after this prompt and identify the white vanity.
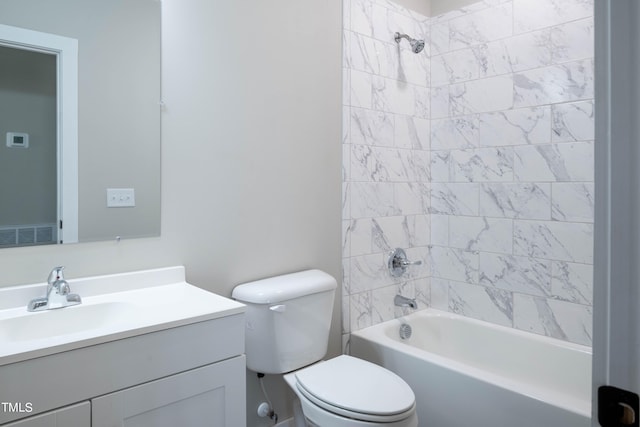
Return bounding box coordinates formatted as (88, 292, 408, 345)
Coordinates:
(0, 267, 246, 427)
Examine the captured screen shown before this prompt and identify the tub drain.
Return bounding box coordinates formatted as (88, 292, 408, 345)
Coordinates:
(399, 323, 412, 340)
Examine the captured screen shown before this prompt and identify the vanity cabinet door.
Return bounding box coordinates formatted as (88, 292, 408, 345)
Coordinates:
(1, 402, 90, 427)
(92, 355, 245, 427)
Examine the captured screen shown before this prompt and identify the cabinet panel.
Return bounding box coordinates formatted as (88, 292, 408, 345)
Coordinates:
(2, 401, 89, 427)
(92, 356, 245, 427)
(0, 314, 244, 424)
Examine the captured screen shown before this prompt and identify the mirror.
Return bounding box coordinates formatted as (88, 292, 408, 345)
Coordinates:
(0, 0, 161, 247)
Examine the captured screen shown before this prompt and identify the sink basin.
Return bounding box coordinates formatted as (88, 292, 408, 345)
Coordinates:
(0, 266, 245, 366)
(0, 301, 136, 342)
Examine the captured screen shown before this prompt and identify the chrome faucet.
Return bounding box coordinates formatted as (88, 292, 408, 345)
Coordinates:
(27, 267, 82, 312)
(394, 294, 417, 309)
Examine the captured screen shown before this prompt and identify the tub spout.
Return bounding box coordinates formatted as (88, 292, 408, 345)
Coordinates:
(394, 294, 417, 309)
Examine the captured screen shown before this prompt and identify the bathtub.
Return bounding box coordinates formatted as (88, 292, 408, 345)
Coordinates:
(350, 308, 592, 427)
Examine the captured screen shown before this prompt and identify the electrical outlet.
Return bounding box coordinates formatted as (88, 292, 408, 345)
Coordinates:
(106, 188, 135, 207)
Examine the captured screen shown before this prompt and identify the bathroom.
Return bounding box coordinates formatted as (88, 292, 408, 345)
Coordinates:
(0, 0, 636, 426)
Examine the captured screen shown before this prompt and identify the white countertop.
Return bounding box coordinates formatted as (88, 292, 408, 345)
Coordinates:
(0, 266, 245, 366)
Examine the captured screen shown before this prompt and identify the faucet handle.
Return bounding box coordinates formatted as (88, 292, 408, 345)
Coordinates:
(388, 248, 422, 277)
(47, 266, 65, 285)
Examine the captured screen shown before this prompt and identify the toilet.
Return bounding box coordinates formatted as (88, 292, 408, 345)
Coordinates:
(232, 269, 418, 427)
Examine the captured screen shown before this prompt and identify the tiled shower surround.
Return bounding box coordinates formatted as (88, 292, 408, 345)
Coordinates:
(342, 0, 594, 346)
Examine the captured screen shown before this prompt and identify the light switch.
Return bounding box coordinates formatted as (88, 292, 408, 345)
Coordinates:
(106, 188, 135, 207)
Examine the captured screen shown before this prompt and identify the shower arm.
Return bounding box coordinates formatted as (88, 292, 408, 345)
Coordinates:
(394, 32, 410, 43)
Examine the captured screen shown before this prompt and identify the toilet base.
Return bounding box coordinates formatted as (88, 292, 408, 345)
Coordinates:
(292, 397, 317, 427)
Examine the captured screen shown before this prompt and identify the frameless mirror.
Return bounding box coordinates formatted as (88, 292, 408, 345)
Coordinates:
(0, 0, 161, 247)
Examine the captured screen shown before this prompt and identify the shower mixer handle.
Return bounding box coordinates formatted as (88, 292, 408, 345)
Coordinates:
(388, 248, 422, 277)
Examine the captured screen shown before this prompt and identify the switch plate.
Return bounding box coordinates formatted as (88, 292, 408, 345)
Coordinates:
(106, 188, 135, 207)
(6, 132, 29, 148)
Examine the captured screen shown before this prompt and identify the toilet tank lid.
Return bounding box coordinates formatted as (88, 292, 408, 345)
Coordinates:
(232, 269, 337, 304)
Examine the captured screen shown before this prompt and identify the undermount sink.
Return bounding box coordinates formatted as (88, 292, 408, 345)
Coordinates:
(0, 301, 136, 343)
(0, 266, 245, 366)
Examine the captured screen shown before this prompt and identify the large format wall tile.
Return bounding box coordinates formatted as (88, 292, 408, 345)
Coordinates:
(343, 0, 594, 346)
(448, 3, 513, 50)
(513, 293, 592, 346)
(513, 220, 593, 264)
(479, 182, 552, 220)
(430, 246, 480, 283)
(449, 280, 513, 327)
(479, 252, 552, 297)
(343, 0, 431, 335)
(513, 60, 594, 108)
(514, 142, 594, 182)
(449, 147, 514, 182)
(551, 100, 594, 142)
(478, 107, 551, 146)
(513, 0, 593, 34)
(450, 75, 514, 115)
(449, 216, 513, 253)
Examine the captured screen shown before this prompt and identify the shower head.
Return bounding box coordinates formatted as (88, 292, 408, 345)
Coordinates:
(394, 32, 425, 54)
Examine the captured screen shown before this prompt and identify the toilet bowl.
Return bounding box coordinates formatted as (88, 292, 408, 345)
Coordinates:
(232, 270, 418, 427)
(284, 355, 418, 427)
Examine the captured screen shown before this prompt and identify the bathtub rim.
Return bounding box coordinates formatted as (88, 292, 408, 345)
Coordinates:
(350, 308, 592, 418)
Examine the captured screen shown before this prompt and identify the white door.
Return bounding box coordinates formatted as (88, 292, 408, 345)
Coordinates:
(92, 356, 246, 427)
(593, 0, 640, 425)
(0, 24, 78, 245)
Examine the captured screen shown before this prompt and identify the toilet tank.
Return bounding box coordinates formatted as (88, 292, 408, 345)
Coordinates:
(232, 270, 337, 374)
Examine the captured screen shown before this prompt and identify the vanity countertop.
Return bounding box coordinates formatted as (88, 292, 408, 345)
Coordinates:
(0, 266, 245, 366)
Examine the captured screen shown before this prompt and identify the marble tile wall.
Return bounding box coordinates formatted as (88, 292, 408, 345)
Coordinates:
(429, 0, 594, 346)
(343, 0, 431, 338)
(343, 0, 594, 346)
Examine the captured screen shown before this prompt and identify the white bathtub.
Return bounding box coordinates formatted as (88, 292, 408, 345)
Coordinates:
(350, 308, 592, 427)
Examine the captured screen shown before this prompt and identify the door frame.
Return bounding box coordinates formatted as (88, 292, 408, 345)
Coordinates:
(593, 0, 640, 424)
(0, 24, 78, 244)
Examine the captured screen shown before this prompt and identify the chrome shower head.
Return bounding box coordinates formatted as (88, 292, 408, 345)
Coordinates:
(394, 32, 425, 54)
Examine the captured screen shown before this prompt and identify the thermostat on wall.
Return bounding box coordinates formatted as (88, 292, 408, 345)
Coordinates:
(6, 132, 29, 148)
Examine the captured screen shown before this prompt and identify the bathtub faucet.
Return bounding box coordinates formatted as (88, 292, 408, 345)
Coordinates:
(394, 294, 417, 309)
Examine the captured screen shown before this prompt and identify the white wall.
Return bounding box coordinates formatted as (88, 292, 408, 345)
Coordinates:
(0, 0, 342, 424)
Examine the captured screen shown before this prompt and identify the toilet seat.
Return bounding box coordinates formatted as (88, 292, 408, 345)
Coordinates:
(293, 355, 416, 423)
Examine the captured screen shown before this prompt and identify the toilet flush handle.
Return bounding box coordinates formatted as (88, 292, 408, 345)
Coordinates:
(269, 304, 286, 313)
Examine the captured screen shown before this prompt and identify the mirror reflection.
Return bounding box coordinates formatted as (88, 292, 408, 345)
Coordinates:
(0, 0, 161, 247)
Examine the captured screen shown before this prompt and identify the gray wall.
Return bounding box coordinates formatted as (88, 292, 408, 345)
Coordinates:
(430, 0, 479, 15)
(0, 47, 56, 226)
(0, 0, 343, 424)
(393, 0, 431, 16)
(392, 0, 480, 17)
